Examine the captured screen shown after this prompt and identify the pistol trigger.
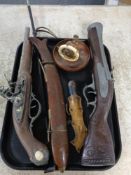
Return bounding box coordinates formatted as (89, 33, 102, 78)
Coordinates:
(87, 91, 96, 95)
(88, 98, 96, 106)
(29, 92, 42, 135)
(31, 105, 37, 109)
(88, 98, 97, 118)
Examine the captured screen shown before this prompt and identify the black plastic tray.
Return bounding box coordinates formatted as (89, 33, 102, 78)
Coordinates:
(0, 38, 121, 172)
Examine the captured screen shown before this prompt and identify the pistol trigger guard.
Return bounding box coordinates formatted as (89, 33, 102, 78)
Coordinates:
(88, 98, 97, 118)
(82, 74, 97, 119)
(88, 97, 96, 105)
(85, 74, 96, 91)
(29, 93, 42, 135)
(83, 86, 89, 106)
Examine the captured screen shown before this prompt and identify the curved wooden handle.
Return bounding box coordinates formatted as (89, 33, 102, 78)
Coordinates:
(68, 95, 87, 152)
(13, 73, 49, 166)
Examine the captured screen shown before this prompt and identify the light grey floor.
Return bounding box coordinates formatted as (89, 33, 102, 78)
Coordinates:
(0, 5, 131, 175)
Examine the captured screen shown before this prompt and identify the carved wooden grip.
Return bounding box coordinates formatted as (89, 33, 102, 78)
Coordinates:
(81, 97, 115, 166)
(68, 95, 87, 152)
(68, 81, 87, 152)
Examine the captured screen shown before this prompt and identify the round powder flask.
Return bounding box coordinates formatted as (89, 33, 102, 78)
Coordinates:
(53, 39, 90, 72)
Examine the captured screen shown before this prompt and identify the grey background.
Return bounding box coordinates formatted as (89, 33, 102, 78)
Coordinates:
(0, 0, 105, 5)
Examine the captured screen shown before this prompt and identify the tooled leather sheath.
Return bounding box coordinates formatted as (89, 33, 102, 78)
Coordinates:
(30, 38, 68, 172)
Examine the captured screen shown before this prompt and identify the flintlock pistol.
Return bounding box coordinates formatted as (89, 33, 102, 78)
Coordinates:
(81, 22, 115, 166)
(12, 27, 49, 166)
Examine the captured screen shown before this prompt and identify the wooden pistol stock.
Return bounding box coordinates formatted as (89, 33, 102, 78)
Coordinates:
(12, 27, 49, 166)
(81, 23, 115, 166)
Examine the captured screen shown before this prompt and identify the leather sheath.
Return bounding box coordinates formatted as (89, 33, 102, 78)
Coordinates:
(30, 37, 68, 172)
